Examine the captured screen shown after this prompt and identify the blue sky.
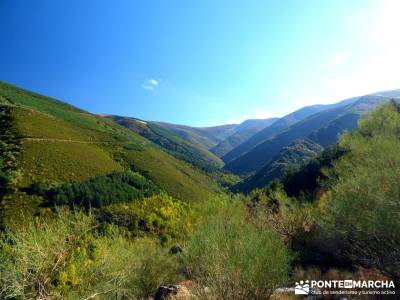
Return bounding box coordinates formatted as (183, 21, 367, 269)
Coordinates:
(1, 0, 399, 126)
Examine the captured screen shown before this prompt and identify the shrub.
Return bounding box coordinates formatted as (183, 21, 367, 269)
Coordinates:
(182, 197, 291, 299)
(0, 105, 21, 192)
(247, 185, 315, 244)
(318, 101, 400, 280)
(99, 193, 190, 242)
(0, 209, 181, 299)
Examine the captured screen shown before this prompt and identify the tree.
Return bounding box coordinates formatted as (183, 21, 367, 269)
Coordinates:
(319, 101, 400, 280)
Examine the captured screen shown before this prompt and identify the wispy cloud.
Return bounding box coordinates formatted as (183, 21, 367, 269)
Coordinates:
(328, 52, 348, 67)
(141, 78, 159, 90)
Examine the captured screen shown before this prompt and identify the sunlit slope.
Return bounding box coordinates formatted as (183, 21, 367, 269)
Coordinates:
(106, 115, 223, 171)
(0, 81, 219, 202)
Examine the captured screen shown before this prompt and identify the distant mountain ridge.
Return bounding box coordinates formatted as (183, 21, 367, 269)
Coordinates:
(222, 97, 358, 164)
(153, 122, 237, 150)
(210, 118, 278, 157)
(233, 139, 323, 193)
(224, 90, 400, 176)
(4, 79, 399, 198)
(105, 115, 224, 171)
(153, 118, 277, 157)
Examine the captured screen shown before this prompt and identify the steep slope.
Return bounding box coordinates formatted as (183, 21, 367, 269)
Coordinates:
(233, 139, 323, 193)
(210, 118, 278, 157)
(308, 113, 359, 147)
(105, 115, 223, 171)
(281, 145, 346, 198)
(154, 122, 237, 150)
(222, 98, 357, 164)
(225, 92, 400, 174)
(0, 81, 219, 205)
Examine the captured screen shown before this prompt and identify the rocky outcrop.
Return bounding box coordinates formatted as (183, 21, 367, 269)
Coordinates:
(154, 284, 192, 300)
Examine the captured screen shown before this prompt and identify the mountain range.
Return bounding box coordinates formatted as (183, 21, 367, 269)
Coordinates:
(1, 80, 399, 199)
(0, 81, 222, 226)
(224, 92, 400, 174)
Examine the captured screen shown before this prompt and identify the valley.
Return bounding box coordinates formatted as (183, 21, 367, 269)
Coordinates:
(1, 81, 400, 299)
(2, 2, 399, 298)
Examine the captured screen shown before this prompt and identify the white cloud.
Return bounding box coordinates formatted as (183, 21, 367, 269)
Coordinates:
(328, 52, 348, 67)
(141, 78, 159, 90)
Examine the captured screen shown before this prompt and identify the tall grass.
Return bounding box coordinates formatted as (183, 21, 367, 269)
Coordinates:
(182, 197, 292, 299)
(0, 209, 181, 299)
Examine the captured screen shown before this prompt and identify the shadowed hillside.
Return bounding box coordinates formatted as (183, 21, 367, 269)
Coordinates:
(210, 118, 278, 157)
(221, 98, 357, 164)
(233, 139, 323, 193)
(224, 92, 400, 174)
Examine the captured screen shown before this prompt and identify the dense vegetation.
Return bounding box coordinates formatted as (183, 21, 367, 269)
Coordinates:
(281, 144, 346, 198)
(99, 193, 189, 243)
(318, 101, 400, 280)
(0, 196, 291, 299)
(184, 198, 291, 300)
(0, 105, 21, 194)
(0, 210, 182, 299)
(246, 101, 400, 285)
(43, 171, 159, 208)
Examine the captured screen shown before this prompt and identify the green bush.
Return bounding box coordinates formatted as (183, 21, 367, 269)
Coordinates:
(99, 193, 190, 243)
(318, 101, 400, 279)
(182, 197, 291, 299)
(247, 185, 315, 244)
(0, 104, 21, 192)
(0, 209, 181, 299)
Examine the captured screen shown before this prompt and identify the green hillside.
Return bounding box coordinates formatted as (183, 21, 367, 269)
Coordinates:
(234, 139, 323, 193)
(106, 115, 223, 171)
(0, 81, 219, 226)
